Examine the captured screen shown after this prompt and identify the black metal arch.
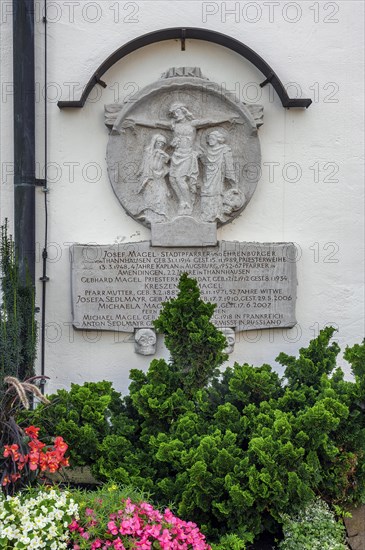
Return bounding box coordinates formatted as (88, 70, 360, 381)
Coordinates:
(57, 27, 312, 109)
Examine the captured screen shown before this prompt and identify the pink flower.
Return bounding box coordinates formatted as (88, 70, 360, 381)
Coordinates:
(112, 538, 126, 550)
(107, 520, 119, 536)
(119, 518, 133, 535)
(135, 541, 152, 550)
(140, 502, 154, 515)
(160, 528, 172, 544)
(124, 498, 136, 515)
(69, 498, 211, 550)
(68, 520, 80, 532)
(145, 523, 161, 539)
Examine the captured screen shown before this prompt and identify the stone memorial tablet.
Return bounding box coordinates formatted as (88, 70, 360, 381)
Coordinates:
(71, 241, 297, 333)
(69, 68, 299, 344)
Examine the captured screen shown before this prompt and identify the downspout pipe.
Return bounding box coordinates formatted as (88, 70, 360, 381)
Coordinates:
(13, 0, 35, 284)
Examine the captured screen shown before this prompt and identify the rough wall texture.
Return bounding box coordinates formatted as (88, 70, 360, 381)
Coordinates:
(345, 505, 365, 550)
(0, 1, 364, 395)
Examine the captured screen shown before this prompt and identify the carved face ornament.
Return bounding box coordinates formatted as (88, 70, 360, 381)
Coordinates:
(134, 329, 157, 355)
(221, 328, 236, 354)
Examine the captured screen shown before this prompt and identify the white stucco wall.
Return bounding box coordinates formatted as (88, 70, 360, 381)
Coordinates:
(0, 1, 364, 396)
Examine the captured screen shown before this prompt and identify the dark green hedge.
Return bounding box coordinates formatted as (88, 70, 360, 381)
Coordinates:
(22, 275, 365, 546)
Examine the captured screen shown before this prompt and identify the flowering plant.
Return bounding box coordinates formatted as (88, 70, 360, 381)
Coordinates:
(1, 425, 69, 488)
(0, 487, 78, 549)
(278, 497, 347, 549)
(0, 376, 68, 492)
(69, 484, 211, 550)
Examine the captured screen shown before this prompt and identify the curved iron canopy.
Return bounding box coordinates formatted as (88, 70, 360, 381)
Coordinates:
(57, 27, 312, 109)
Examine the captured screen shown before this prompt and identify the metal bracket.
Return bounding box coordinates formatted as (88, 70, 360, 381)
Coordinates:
(260, 73, 275, 88)
(57, 27, 312, 110)
(94, 74, 107, 88)
(35, 178, 46, 186)
(181, 28, 186, 51)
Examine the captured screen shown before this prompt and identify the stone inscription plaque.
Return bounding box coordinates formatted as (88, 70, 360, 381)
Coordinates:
(71, 241, 297, 332)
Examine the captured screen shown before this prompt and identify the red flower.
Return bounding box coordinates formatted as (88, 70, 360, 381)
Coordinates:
(28, 451, 40, 471)
(2, 428, 70, 486)
(2, 475, 11, 486)
(17, 454, 28, 471)
(54, 436, 68, 453)
(28, 438, 46, 452)
(3, 444, 20, 461)
(24, 426, 40, 439)
(10, 473, 21, 483)
(60, 456, 70, 468)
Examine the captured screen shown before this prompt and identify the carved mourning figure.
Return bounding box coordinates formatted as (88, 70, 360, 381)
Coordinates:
(134, 328, 157, 355)
(221, 327, 236, 354)
(105, 67, 263, 244)
(136, 134, 170, 223)
(200, 130, 240, 223)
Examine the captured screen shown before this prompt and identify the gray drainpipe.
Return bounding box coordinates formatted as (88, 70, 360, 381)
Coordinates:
(13, 0, 35, 283)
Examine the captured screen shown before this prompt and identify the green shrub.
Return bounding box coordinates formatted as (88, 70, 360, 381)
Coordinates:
(278, 497, 347, 550)
(0, 221, 37, 393)
(92, 278, 364, 544)
(19, 275, 365, 546)
(21, 380, 127, 466)
(153, 273, 228, 396)
(211, 533, 247, 549)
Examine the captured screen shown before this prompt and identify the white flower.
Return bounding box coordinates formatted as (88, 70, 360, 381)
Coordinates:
(1, 526, 17, 539)
(48, 524, 58, 537)
(0, 489, 79, 549)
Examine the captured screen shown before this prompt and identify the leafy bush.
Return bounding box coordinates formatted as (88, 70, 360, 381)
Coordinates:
(153, 274, 228, 395)
(211, 533, 247, 550)
(278, 497, 347, 549)
(0, 221, 37, 393)
(21, 380, 126, 467)
(21, 275, 365, 546)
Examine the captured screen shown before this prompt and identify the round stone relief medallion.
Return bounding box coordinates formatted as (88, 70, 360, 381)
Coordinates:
(105, 67, 263, 230)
